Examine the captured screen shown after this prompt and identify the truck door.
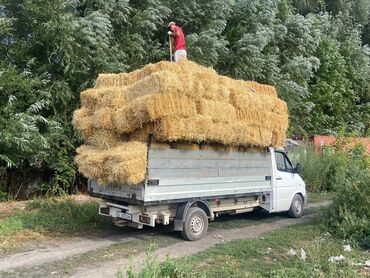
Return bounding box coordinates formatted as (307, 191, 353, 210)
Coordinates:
(274, 151, 296, 212)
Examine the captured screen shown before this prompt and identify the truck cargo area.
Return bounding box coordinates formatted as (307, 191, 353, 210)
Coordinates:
(88, 146, 306, 240)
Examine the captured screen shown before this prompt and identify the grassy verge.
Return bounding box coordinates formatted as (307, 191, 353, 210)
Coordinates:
(0, 234, 181, 278)
(0, 197, 116, 254)
(128, 221, 370, 277)
(308, 191, 336, 203)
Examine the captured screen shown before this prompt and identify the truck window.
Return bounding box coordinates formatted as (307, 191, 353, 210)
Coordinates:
(275, 152, 293, 172)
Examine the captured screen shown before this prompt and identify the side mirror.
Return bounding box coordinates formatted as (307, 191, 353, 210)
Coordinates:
(294, 163, 302, 174)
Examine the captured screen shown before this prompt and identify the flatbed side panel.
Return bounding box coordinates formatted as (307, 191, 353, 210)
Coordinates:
(144, 176, 271, 202)
(145, 149, 272, 202)
(88, 180, 145, 201)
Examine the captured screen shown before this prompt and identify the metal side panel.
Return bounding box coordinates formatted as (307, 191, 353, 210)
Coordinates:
(145, 149, 273, 202)
(88, 180, 145, 201)
(144, 176, 271, 202)
(148, 149, 272, 179)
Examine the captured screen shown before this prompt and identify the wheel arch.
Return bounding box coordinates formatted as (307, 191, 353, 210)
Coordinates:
(174, 201, 213, 231)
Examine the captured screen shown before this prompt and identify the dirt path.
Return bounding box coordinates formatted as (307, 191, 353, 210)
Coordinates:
(0, 201, 330, 274)
(71, 214, 314, 278)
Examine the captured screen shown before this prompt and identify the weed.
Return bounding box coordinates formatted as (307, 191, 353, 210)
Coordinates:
(0, 197, 115, 253)
(121, 243, 189, 278)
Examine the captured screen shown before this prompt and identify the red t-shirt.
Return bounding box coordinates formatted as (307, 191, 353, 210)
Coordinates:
(173, 26, 186, 51)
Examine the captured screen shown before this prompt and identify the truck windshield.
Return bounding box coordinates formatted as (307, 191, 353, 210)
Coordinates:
(275, 152, 293, 172)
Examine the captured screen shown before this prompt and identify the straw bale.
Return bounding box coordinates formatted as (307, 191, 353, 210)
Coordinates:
(230, 91, 287, 115)
(153, 116, 283, 147)
(199, 99, 236, 123)
(76, 142, 148, 185)
(151, 143, 171, 150)
(235, 110, 289, 131)
(81, 87, 127, 110)
(170, 142, 200, 150)
(72, 108, 94, 138)
(94, 73, 132, 88)
(93, 108, 115, 130)
(85, 130, 122, 149)
(199, 143, 229, 152)
(128, 123, 154, 142)
(75, 145, 108, 182)
(230, 91, 271, 111)
(154, 116, 213, 143)
(245, 81, 277, 97)
(114, 92, 197, 134)
(104, 142, 147, 185)
(124, 71, 177, 102)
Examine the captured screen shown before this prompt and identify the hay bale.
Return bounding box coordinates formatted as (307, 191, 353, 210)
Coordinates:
(151, 143, 171, 150)
(72, 108, 94, 138)
(81, 87, 127, 110)
(114, 92, 197, 134)
(128, 124, 154, 142)
(170, 142, 200, 150)
(245, 81, 277, 97)
(155, 116, 213, 143)
(94, 73, 131, 88)
(199, 99, 236, 123)
(93, 108, 115, 130)
(153, 116, 283, 147)
(104, 142, 147, 185)
(76, 142, 147, 185)
(75, 145, 108, 182)
(85, 130, 123, 149)
(124, 71, 183, 103)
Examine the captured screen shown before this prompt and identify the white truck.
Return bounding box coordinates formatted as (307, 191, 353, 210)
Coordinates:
(88, 145, 307, 241)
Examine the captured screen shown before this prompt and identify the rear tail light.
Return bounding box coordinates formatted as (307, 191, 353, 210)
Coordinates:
(100, 207, 110, 215)
(139, 215, 151, 224)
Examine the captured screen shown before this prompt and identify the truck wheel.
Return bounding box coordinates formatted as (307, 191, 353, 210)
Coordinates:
(288, 194, 304, 218)
(181, 207, 208, 241)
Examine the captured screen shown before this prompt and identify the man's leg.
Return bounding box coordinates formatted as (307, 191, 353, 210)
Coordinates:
(174, 50, 187, 62)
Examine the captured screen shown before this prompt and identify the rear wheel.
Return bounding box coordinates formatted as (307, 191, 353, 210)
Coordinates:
(288, 194, 304, 218)
(181, 207, 208, 241)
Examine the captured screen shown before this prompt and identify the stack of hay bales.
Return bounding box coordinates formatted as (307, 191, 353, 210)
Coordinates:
(73, 60, 288, 185)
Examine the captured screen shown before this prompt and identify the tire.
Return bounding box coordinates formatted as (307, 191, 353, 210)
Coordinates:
(288, 194, 304, 218)
(181, 207, 208, 241)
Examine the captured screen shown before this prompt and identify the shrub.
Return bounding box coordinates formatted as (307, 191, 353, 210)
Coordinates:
(292, 146, 350, 192)
(322, 145, 370, 248)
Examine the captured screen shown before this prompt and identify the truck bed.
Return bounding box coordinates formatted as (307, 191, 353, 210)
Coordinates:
(88, 148, 273, 204)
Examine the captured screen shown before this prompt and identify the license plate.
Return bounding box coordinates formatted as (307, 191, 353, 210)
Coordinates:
(116, 212, 132, 221)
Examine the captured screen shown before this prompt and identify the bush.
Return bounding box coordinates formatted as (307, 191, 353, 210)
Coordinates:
(292, 146, 350, 192)
(322, 145, 370, 248)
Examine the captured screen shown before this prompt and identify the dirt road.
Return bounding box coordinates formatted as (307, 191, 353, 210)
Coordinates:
(0, 201, 330, 277)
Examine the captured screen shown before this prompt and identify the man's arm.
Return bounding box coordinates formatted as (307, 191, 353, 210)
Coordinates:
(168, 28, 180, 37)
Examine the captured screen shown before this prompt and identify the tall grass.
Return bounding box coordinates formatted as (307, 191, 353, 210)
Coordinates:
(0, 197, 115, 253)
(292, 144, 370, 248)
(291, 146, 351, 192)
(322, 146, 370, 248)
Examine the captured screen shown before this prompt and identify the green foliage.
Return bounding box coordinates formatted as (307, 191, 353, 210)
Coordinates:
(123, 243, 189, 278)
(323, 145, 370, 248)
(0, 63, 59, 168)
(0, 197, 113, 237)
(0, 0, 369, 196)
(293, 146, 350, 192)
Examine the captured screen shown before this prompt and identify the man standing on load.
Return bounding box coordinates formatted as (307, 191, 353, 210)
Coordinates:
(167, 21, 187, 62)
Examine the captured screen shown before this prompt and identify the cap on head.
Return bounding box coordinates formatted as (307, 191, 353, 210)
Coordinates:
(167, 21, 176, 28)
